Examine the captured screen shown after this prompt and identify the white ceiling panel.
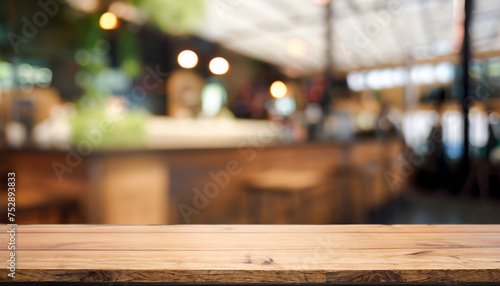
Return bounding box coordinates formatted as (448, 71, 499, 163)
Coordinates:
(195, 0, 500, 75)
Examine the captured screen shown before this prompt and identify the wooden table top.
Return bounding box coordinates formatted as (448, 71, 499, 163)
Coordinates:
(1, 224, 500, 283)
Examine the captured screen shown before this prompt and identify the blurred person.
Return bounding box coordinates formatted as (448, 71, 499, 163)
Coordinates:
(410, 87, 453, 193)
(166, 70, 204, 118)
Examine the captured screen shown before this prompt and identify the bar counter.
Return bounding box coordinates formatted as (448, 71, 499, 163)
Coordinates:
(5, 138, 403, 225)
(1, 224, 499, 284)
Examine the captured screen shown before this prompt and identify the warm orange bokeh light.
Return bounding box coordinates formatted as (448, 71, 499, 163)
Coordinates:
(270, 81, 287, 98)
(99, 12, 118, 30)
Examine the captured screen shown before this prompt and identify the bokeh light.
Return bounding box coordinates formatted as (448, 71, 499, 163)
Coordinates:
(209, 57, 229, 75)
(270, 81, 287, 98)
(275, 97, 296, 116)
(202, 82, 227, 116)
(469, 109, 489, 148)
(434, 62, 455, 83)
(442, 110, 464, 160)
(347, 71, 364, 91)
(177, 50, 198, 69)
(99, 12, 119, 30)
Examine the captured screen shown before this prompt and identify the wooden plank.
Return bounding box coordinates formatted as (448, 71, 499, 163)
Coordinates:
(2, 224, 500, 233)
(0, 225, 499, 283)
(3, 248, 500, 270)
(2, 232, 500, 251)
(3, 249, 500, 283)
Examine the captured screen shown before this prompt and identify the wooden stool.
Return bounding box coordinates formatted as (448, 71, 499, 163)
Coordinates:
(330, 160, 382, 223)
(244, 170, 323, 224)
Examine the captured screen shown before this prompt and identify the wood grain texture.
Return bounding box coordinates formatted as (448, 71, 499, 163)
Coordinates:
(0, 224, 499, 283)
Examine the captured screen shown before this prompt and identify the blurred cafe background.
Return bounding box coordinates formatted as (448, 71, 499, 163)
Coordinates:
(0, 0, 499, 225)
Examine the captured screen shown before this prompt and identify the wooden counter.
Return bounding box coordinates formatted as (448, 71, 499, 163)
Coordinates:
(1, 224, 499, 284)
(4, 139, 403, 225)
